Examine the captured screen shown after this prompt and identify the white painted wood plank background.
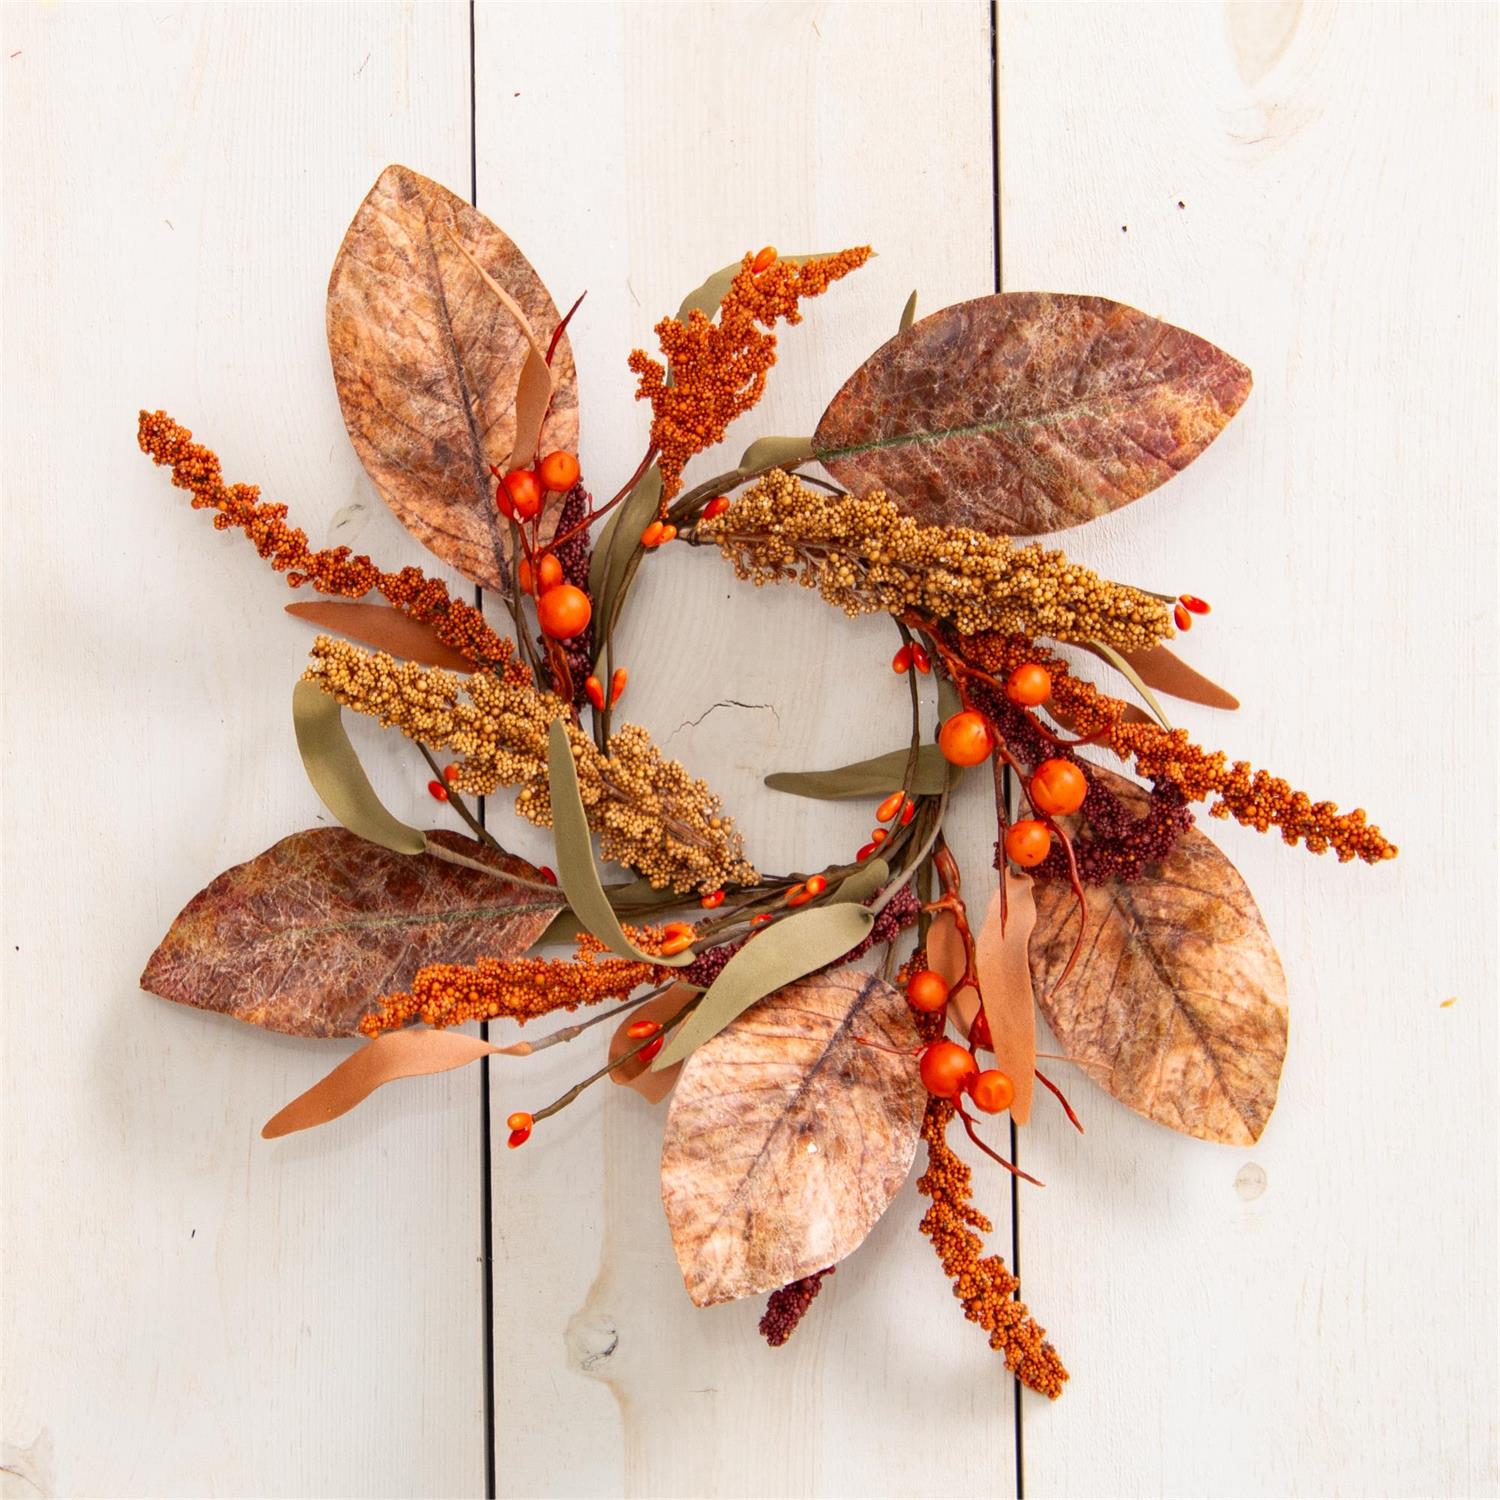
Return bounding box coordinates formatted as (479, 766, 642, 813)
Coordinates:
(2, 3, 1494, 1498)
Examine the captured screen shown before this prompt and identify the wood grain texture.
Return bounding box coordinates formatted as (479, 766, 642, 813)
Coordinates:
(476, 5, 1015, 1497)
(1, 4, 486, 1496)
(815, 293, 1251, 534)
(999, 2, 1497, 1495)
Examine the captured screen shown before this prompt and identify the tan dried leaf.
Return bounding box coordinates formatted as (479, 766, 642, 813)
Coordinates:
(608, 987, 690, 1104)
(326, 164, 578, 589)
(1030, 768, 1288, 1144)
(660, 970, 926, 1306)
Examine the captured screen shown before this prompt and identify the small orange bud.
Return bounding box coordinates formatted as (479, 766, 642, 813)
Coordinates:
(609, 668, 628, 707)
(1174, 602, 1192, 632)
(659, 524, 677, 543)
(584, 675, 605, 711)
(911, 643, 931, 674)
(506, 1111, 533, 1132)
(638, 1034, 665, 1063)
(752, 913, 773, 926)
(804, 874, 828, 897)
(892, 645, 912, 674)
(786, 883, 812, 907)
(442, 763, 460, 782)
(703, 496, 730, 520)
(1180, 594, 1211, 615)
(507, 1125, 532, 1149)
(751, 245, 778, 273)
(640, 521, 665, 548)
(427, 780, 449, 802)
(899, 799, 917, 826)
(876, 790, 905, 823)
(536, 865, 557, 885)
(625, 1018, 661, 1040)
(856, 841, 878, 861)
(700, 889, 726, 909)
(869, 827, 889, 846)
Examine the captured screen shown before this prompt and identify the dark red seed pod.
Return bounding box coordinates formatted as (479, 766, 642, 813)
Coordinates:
(427, 780, 449, 802)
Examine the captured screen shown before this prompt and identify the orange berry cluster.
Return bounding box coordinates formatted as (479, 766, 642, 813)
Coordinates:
(137, 411, 521, 673)
(627, 246, 872, 498)
(962, 632, 1397, 864)
(359, 930, 673, 1037)
(916, 1098, 1069, 1399)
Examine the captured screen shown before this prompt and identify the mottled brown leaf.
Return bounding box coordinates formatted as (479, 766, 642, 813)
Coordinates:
(326, 164, 578, 589)
(142, 829, 561, 1037)
(1030, 768, 1287, 1144)
(660, 970, 926, 1307)
(285, 601, 475, 671)
(814, 293, 1251, 535)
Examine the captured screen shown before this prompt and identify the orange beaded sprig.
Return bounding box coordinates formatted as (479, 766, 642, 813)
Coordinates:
(627, 247, 871, 498)
(963, 632, 1398, 864)
(917, 1098, 1069, 1399)
(137, 411, 521, 673)
(359, 930, 674, 1037)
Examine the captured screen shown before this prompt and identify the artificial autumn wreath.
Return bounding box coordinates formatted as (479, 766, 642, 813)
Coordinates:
(137, 165, 1396, 1397)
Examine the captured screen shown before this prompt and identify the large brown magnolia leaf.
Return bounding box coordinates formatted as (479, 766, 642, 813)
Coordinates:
(813, 293, 1251, 535)
(660, 970, 925, 1307)
(1030, 767, 1287, 1144)
(142, 829, 561, 1037)
(326, 164, 578, 590)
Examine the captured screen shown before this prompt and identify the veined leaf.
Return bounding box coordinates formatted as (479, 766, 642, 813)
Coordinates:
(292, 679, 426, 855)
(652, 902, 877, 1070)
(546, 718, 694, 967)
(814, 292, 1251, 536)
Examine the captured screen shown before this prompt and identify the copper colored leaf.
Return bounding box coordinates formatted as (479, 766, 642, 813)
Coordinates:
(1029, 768, 1287, 1144)
(974, 872, 1038, 1124)
(141, 829, 561, 1037)
(285, 601, 475, 671)
(262, 1030, 500, 1139)
(813, 293, 1251, 536)
(660, 970, 925, 1307)
(607, 987, 690, 1104)
(1120, 644, 1241, 711)
(326, 164, 578, 589)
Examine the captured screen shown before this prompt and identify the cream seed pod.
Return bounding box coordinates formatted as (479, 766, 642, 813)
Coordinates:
(702, 470, 1173, 652)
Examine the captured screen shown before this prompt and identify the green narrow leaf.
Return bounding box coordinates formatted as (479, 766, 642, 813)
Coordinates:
(899, 289, 918, 332)
(291, 681, 427, 856)
(765, 746, 954, 800)
(652, 903, 877, 1070)
(832, 857, 890, 906)
(589, 468, 663, 665)
(738, 435, 816, 472)
(546, 718, 694, 966)
(1085, 640, 1175, 730)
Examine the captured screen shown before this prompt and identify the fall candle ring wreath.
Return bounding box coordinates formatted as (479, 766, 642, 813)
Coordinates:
(137, 166, 1396, 1397)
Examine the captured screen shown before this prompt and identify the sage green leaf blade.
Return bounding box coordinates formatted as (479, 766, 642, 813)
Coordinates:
(832, 857, 889, 906)
(765, 745, 954, 800)
(589, 467, 663, 664)
(738, 435, 816, 472)
(652, 903, 877, 1070)
(899, 290, 918, 332)
(292, 680, 426, 856)
(546, 718, 694, 966)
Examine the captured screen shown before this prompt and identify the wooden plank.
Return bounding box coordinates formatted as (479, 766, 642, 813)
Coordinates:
(1, 5, 487, 1496)
(473, 3, 1021, 1495)
(998, 3, 1497, 1495)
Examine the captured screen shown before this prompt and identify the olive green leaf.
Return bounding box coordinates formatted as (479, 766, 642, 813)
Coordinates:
(832, 857, 890, 906)
(589, 467, 663, 665)
(546, 718, 695, 966)
(765, 745, 955, 800)
(738, 435, 816, 472)
(899, 290, 918, 332)
(534, 877, 691, 949)
(652, 902, 878, 1071)
(291, 680, 426, 856)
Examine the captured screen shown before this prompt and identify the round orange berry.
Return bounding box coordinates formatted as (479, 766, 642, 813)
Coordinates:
(919, 1040, 978, 1099)
(1005, 663, 1052, 707)
(905, 970, 950, 1014)
(538, 450, 580, 492)
(938, 711, 994, 767)
(1030, 758, 1087, 816)
(1004, 819, 1052, 868)
(968, 1069, 1015, 1114)
(506, 1110, 533, 1132)
(502, 469, 543, 519)
(537, 583, 592, 640)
